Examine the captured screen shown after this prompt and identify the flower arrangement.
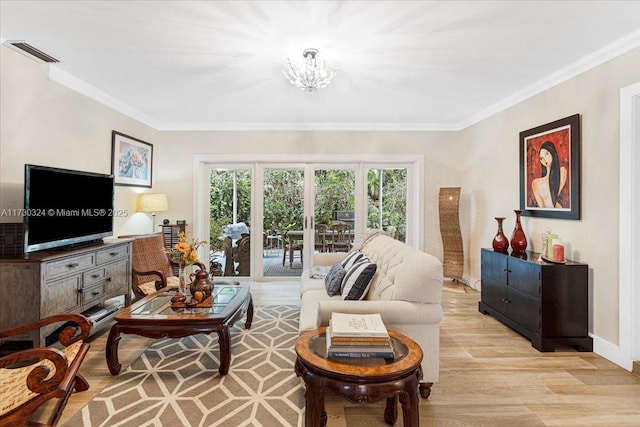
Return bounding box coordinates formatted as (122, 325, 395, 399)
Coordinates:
(165, 231, 207, 269)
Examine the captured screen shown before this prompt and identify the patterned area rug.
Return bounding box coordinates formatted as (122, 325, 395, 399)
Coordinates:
(64, 305, 304, 427)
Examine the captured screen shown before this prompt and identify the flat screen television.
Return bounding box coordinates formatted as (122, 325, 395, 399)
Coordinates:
(23, 164, 115, 253)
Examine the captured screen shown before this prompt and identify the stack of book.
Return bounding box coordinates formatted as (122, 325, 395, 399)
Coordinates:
(326, 312, 394, 359)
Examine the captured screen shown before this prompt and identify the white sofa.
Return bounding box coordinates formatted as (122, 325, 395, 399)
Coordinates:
(298, 231, 444, 398)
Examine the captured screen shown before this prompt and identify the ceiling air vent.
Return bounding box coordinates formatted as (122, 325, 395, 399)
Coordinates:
(4, 41, 59, 63)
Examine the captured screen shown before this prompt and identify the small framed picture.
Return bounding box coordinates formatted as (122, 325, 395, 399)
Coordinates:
(111, 131, 153, 188)
(519, 114, 580, 220)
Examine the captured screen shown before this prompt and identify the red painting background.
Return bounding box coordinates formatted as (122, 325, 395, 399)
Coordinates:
(525, 126, 571, 209)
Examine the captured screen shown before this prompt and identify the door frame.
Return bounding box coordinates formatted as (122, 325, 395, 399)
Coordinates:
(618, 81, 640, 371)
(193, 154, 424, 281)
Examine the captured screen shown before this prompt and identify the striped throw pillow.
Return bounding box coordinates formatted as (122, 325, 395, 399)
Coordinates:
(341, 259, 377, 300)
(340, 250, 364, 271)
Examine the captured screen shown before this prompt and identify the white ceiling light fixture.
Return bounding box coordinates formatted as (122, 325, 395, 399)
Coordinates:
(283, 48, 337, 93)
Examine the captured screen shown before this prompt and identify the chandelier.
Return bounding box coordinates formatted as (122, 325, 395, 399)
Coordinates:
(283, 48, 337, 92)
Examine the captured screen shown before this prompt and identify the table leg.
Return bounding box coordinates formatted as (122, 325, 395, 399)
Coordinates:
(384, 394, 399, 425)
(303, 380, 325, 426)
(217, 325, 231, 375)
(295, 358, 326, 427)
(399, 383, 420, 427)
(105, 324, 122, 375)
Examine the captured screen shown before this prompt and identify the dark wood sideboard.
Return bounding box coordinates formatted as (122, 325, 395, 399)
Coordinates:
(478, 248, 592, 352)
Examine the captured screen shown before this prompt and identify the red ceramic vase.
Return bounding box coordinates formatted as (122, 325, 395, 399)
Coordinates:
(492, 217, 509, 253)
(510, 209, 528, 251)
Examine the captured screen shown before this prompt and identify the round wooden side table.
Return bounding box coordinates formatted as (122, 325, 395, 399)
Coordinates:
(295, 327, 423, 427)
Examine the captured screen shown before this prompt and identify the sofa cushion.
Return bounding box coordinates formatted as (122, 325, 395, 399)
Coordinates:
(309, 265, 332, 279)
(324, 262, 346, 296)
(342, 259, 377, 300)
(361, 234, 442, 304)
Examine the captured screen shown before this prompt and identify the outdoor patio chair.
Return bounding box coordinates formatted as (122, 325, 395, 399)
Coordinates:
(282, 233, 303, 268)
(315, 223, 329, 252)
(330, 222, 352, 252)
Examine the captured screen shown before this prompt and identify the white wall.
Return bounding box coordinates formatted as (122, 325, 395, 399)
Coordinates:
(2, 42, 639, 361)
(461, 47, 640, 346)
(0, 46, 159, 234)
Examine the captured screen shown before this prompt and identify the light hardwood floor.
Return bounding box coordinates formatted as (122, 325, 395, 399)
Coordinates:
(50, 280, 640, 426)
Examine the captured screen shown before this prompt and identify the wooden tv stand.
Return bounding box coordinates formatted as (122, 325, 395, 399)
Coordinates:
(0, 239, 132, 348)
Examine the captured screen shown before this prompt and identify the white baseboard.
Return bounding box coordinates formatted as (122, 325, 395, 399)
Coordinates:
(592, 334, 633, 372)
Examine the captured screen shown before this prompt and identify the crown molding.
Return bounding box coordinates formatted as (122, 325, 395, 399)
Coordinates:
(48, 66, 161, 129)
(458, 29, 640, 130)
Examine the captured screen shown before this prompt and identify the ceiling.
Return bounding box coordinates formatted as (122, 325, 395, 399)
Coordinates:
(1, 1, 639, 131)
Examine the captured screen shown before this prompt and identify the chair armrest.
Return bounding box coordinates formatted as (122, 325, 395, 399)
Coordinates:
(0, 313, 90, 344)
(132, 269, 168, 288)
(0, 314, 90, 394)
(0, 314, 90, 424)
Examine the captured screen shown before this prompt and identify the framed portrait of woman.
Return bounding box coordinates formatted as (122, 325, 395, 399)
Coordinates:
(519, 114, 580, 220)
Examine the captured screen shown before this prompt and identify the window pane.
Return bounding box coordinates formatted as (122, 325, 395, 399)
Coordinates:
(367, 168, 407, 242)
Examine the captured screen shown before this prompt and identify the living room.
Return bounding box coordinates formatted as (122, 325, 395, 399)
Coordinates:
(1, 1, 639, 425)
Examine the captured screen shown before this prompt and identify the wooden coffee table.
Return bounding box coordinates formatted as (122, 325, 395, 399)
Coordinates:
(295, 327, 423, 427)
(106, 283, 253, 376)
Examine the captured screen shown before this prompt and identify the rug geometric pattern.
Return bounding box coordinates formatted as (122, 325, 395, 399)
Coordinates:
(64, 305, 304, 427)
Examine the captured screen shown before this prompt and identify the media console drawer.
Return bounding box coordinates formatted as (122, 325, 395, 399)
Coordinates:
(46, 253, 95, 278)
(97, 245, 129, 263)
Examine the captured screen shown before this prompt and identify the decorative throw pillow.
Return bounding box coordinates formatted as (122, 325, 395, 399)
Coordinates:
(341, 259, 377, 300)
(324, 262, 346, 296)
(340, 250, 364, 271)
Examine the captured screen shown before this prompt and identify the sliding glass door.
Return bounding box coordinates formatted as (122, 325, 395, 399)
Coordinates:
(208, 167, 252, 277)
(197, 155, 422, 281)
(312, 166, 357, 257)
(366, 167, 408, 242)
(262, 167, 305, 277)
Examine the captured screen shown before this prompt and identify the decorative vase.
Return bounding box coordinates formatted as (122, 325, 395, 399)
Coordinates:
(170, 267, 188, 304)
(492, 217, 509, 253)
(510, 209, 528, 252)
(189, 269, 213, 303)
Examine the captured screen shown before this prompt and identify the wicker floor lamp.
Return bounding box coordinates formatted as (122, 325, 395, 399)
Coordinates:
(438, 187, 464, 282)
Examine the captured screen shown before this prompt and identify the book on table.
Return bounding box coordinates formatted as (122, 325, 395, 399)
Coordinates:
(326, 313, 394, 359)
(329, 312, 390, 338)
(326, 326, 395, 359)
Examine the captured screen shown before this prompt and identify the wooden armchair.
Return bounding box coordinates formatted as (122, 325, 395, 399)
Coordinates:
(0, 313, 91, 427)
(127, 233, 206, 299)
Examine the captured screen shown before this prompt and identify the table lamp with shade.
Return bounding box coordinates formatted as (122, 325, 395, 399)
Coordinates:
(136, 193, 168, 233)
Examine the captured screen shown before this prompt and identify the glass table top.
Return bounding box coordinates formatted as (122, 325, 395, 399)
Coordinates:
(130, 285, 241, 316)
